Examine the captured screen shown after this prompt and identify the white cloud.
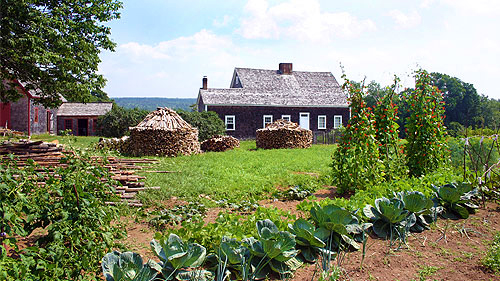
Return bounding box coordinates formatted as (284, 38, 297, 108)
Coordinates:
(213, 15, 233, 28)
(236, 0, 376, 42)
(388, 10, 421, 29)
(442, 0, 500, 15)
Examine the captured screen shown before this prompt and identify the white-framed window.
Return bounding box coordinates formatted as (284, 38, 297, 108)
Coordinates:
(225, 115, 235, 131)
(333, 115, 343, 129)
(263, 115, 273, 128)
(281, 115, 291, 122)
(318, 115, 327, 129)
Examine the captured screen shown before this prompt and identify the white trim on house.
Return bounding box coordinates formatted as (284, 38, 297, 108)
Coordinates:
(281, 115, 291, 122)
(318, 115, 326, 129)
(205, 103, 349, 108)
(334, 115, 342, 129)
(225, 115, 235, 131)
(299, 112, 310, 130)
(263, 115, 273, 128)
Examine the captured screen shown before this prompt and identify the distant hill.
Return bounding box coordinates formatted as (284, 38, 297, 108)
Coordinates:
(113, 97, 197, 111)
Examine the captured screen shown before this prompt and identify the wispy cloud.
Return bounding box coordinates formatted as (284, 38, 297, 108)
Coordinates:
(388, 10, 421, 29)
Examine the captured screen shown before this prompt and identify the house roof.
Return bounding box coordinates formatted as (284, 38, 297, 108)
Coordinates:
(199, 67, 347, 107)
(57, 102, 113, 116)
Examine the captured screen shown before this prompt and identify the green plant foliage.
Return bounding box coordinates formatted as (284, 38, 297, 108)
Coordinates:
(169, 207, 296, 254)
(332, 76, 383, 194)
(242, 220, 302, 278)
(432, 182, 478, 219)
(215, 199, 259, 213)
(0, 0, 122, 107)
(288, 219, 327, 262)
(177, 110, 226, 142)
(149, 202, 207, 230)
(372, 76, 407, 180)
(483, 232, 500, 274)
(405, 69, 448, 177)
(363, 197, 413, 242)
(394, 191, 438, 233)
(102, 251, 160, 281)
(97, 104, 149, 137)
(150, 234, 208, 280)
(0, 153, 124, 280)
(274, 185, 315, 201)
(207, 236, 251, 280)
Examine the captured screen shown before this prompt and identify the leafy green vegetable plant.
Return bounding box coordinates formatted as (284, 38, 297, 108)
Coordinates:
(394, 191, 438, 233)
(288, 219, 327, 262)
(432, 182, 478, 219)
(242, 220, 302, 279)
(102, 251, 160, 281)
(150, 234, 210, 280)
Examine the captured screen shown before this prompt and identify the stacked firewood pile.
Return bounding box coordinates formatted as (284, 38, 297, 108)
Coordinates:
(96, 136, 130, 152)
(256, 119, 312, 149)
(124, 107, 200, 157)
(0, 140, 160, 207)
(201, 135, 240, 152)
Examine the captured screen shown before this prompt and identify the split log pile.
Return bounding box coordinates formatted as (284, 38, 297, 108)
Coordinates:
(124, 107, 200, 157)
(200, 135, 240, 152)
(256, 119, 312, 149)
(0, 140, 160, 207)
(96, 136, 130, 152)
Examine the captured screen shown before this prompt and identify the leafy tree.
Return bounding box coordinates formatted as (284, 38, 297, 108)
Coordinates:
(178, 110, 226, 142)
(0, 0, 122, 108)
(96, 104, 149, 137)
(430, 72, 481, 127)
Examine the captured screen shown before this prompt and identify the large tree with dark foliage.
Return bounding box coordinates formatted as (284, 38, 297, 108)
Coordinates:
(430, 72, 481, 127)
(96, 104, 148, 137)
(177, 110, 226, 142)
(0, 0, 122, 108)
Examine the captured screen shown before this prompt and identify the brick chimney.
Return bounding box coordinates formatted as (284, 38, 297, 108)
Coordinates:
(202, 76, 208, 89)
(279, 63, 293, 75)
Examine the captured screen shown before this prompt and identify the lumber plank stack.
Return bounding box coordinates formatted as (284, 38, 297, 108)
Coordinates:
(124, 107, 200, 157)
(200, 135, 240, 152)
(256, 119, 312, 149)
(0, 140, 161, 207)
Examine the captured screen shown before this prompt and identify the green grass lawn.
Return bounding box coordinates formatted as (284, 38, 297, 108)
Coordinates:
(0, 133, 101, 150)
(139, 141, 336, 204)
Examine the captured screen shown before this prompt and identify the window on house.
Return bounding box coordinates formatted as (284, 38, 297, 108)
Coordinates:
(318, 115, 326, 129)
(34, 107, 39, 123)
(263, 115, 273, 128)
(334, 115, 343, 129)
(281, 115, 291, 122)
(65, 119, 73, 130)
(225, 115, 235, 131)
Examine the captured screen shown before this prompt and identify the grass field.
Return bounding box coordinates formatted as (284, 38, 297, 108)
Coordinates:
(139, 141, 335, 204)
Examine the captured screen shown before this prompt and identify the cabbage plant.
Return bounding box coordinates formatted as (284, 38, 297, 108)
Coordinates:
(242, 219, 302, 279)
(150, 234, 211, 280)
(207, 236, 251, 281)
(363, 197, 414, 242)
(432, 182, 478, 219)
(102, 251, 161, 281)
(288, 218, 328, 262)
(394, 191, 438, 233)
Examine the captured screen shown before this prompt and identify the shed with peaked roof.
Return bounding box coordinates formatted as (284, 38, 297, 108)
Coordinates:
(196, 63, 349, 139)
(124, 107, 200, 157)
(56, 102, 113, 136)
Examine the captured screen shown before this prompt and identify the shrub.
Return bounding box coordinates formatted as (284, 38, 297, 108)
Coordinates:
(96, 103, 149, 137)
(177, 110, 226, 142)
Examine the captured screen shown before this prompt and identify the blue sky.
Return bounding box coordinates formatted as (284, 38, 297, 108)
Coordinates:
(98, 0, 500, 99)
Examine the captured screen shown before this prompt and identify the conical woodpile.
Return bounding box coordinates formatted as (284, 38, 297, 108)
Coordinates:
(124, 107, 200, 157)
(201, 135, 240, 152)
(256, 119, 312, 149)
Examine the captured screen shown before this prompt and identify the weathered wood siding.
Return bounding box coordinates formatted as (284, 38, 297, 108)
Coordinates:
(206, 105, 350, 139)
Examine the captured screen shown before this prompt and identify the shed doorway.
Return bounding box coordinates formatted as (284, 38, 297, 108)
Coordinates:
(78, 119, 88, 136)
(299, 112, 310, 130)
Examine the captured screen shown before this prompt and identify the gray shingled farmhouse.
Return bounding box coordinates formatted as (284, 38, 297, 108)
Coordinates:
(196, 63, 349, 139)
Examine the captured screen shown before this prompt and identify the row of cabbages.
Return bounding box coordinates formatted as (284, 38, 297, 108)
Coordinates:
(102, 182, 478, 281)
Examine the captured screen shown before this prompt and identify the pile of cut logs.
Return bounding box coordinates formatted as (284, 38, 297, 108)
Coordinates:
(256, 119, 312, 149)
(96, 136, 130, 152)
(125, 107, 200, 157)
(0, 140, 159, 207)
(201, 135, 240, 152)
